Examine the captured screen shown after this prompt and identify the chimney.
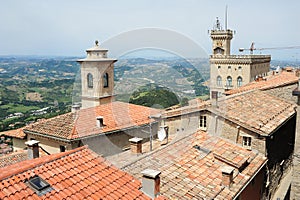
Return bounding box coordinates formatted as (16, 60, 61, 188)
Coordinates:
(141, 169, 161, 199)
(129, 137, 143, 154)
(71, 104, 80, 113)
(25, 140, 40, 159)
(221, 166, 234, 188)
(96, 116, 104, 128)
(211, 91, 218, 107)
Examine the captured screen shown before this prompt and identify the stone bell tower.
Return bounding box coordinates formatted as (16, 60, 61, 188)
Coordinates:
(209, 17, 270, 99)
(210, 17, 233, 56)
(77, 41, 117, 109)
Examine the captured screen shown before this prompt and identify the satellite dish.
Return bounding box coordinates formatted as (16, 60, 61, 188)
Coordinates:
(157, 127, 166, 141)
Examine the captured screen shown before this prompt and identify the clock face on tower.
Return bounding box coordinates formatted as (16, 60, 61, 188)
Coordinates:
(216, 41, 223, 47)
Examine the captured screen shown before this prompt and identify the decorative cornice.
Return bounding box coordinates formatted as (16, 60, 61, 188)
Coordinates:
(210, 55, 271, 65)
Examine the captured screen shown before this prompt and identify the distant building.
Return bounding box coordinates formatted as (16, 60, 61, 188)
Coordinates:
(209, 17, 271, 98)
(0, 128, 26, 151)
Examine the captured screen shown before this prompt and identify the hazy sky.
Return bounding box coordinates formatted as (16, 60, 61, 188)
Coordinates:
(1, 0, 300, 60)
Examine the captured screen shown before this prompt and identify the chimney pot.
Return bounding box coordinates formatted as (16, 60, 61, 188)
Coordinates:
(221, 166, 234, 187)
(25, 140, 40, 159)
(141, 169, 161, 199)
(129, 137, 143, 154)
(71, 104, 80, 113)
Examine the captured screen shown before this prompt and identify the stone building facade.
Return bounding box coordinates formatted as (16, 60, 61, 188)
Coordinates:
(77, 41, 117, 109)
(161, 89, 297, 200)
(209, 18, 270, 98)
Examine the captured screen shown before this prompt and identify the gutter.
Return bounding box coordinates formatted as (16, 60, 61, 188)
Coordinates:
(23, 121, 158, 142)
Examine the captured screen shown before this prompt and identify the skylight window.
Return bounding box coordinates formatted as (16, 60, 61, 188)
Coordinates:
(28, 176, 53, 196)
(193, 145, 211, 154)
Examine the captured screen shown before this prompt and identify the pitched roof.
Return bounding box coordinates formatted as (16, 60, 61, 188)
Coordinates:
(0, 128, 26, 139)
(210, 90, 296, 135)
(0, 146, 152, 199)
(122, 130, 267, 199)
(225, 71, 298, 95)
(24, 101, 161, 140)
(163, 100, 210, 118)
(0, 151, 27, 168)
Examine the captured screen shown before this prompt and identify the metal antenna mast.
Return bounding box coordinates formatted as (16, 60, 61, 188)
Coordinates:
(225, 5, 228, 30)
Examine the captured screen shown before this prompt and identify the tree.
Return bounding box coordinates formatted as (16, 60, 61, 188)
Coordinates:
(129, 84, 179, 108)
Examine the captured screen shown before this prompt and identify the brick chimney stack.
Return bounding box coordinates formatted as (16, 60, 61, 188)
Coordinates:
(129, 137, 143, 154)
(141, 169, 161, 199)
(25, 140, 40, 159)
(221, 166, 234, 188)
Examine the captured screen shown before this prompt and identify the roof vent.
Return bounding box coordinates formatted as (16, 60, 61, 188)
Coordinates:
(28, 175, 53, 196)
(193, 145, 211, 154)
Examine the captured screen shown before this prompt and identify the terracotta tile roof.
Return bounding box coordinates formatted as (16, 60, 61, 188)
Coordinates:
(0, 128, 26, 139)
(122, 130, 267, 199)
(163, 100, 210, 118)
(225, 71, 298, 95)
(0, 146, 152, 199)
(24, 101, 161, 140)
(0, 151, 27, 168)
(210, 90, 296, 135)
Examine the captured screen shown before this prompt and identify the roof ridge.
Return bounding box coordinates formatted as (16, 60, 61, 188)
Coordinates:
(0, 146, 88, 180)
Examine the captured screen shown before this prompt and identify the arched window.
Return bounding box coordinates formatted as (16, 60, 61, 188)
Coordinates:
(217, 76, 222, 87)
(103, 73, 109, 88)
(237, 76, 243, 87)
(87, 73, 93, 88)
(226, 76, 232, 87)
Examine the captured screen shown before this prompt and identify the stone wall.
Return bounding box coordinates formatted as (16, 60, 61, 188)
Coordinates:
(207, 116, 266, 154)
(264, 83, 298, 104)
(163, 112, 203, 137)
(82, 123, 159, 157)
(12, 138, 26, 151)
(27, 134, 72, 154)
(265, 114, 296, 199)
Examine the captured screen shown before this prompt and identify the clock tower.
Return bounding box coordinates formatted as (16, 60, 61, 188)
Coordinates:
(77, 41, 117, 109)
(209, 18, 270, 99)
(210, 17, 233, 56)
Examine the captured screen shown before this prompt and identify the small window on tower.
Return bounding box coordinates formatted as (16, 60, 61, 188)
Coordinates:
(103, 73, 109, 88)
(87, 73, 93, 88)
(226, 76, 232, 87)
(237, 76, 243, 87)
(217, 76, 222, 87)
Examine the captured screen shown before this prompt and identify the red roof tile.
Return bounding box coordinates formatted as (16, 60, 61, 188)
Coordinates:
(122, 130, 267, 199)
(0, 146, 152, 199)
(163, 100, 210, 118)
(225, 71, 298, 95)
(0, 151, 27, 168)
(210, 90, 296, 135)
(0, 128, 26, 139)
(23, 101, 161, 140)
